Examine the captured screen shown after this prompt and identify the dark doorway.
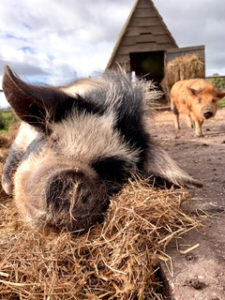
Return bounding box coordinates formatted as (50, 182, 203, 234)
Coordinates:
(130, 51, 164, 86)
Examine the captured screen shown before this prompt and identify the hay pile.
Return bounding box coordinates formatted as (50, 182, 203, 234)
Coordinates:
(0, 124, 202, 299)
(0, 178, 201, 299)
(161, 54, 204, 101)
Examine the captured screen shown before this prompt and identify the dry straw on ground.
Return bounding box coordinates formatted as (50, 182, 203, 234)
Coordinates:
(0, 125, 202, 299)
(161, 54, 204, 100)
(0, 178, 201, 300)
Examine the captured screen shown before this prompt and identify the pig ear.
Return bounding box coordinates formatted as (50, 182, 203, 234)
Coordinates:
(215, 88, 225, 99)
(187, 87, 203, 96)
(2, 66, 77, 132)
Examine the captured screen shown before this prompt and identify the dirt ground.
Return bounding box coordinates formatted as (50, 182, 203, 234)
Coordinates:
(150, 107, 225, 300)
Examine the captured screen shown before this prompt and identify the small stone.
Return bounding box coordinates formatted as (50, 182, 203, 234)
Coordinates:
(187, 278, 207, 290)
(185, 254, 196, 262)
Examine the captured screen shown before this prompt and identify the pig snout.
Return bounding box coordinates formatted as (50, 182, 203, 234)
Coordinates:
(44, 168, 109, 231)
(45, 169, 93, 209)
(203, 111, 213, 119)
(201, 107, 214, 119)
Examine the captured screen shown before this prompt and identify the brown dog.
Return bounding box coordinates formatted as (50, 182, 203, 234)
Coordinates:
(170, 79, 225, 136)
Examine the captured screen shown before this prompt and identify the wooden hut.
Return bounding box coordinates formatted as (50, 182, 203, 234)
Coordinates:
(106, 0, 205, 94)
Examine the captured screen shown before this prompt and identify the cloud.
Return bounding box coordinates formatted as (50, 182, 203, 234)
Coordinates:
(0, 75, 8, 108)
(154, 0, 225, 74)
(0, 0, 225, 108)
(0, 0, 134, 84)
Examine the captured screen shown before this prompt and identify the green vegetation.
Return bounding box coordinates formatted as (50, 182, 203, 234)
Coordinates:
(210, 76, 225, 89)
(218, 98, 225, 108)
(209, 76, 225, 108)
(0, 110, 17, 133)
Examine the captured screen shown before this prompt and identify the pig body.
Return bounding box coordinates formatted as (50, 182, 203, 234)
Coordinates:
(170, 79, 225, 136)
(2, 66, 201, 232)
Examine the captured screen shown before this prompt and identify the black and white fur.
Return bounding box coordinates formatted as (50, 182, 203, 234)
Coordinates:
(1, 66, 201, 232)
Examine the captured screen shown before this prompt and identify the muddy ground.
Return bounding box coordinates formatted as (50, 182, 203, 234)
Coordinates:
(150, 108, 225, 300)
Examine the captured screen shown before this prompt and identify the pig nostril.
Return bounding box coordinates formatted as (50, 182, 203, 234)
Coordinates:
(81, 191, 92, 204)
(82, 197, 88, 204)
(203, 111, 213, 119)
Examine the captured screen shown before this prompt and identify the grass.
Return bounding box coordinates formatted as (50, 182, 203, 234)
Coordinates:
(218, 97, 225, 108)
(209, 76, 225, 108)
(0, 110, 17, 133)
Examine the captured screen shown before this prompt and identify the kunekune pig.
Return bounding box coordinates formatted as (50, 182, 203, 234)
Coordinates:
(2, 66, 201, 232)
(170, 78, 225, 136)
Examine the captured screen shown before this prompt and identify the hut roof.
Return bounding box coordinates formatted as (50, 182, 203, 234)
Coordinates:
(106, 0, 178, 69)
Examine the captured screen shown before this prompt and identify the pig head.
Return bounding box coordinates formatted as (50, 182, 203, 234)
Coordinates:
(170, 79, 225, 136)
(2, 66, 201, 232)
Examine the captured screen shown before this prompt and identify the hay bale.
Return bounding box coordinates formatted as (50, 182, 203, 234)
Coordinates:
(0, 176, 202, 299)
(161, 54, 204, 101)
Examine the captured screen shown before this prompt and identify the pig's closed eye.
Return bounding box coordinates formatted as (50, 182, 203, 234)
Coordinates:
(92, 156, 130, 183)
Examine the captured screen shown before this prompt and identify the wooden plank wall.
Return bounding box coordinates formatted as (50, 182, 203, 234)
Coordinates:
(110, 0, 177, 72)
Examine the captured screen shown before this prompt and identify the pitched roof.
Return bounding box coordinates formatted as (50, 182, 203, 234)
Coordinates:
(106, 0, 177, 69)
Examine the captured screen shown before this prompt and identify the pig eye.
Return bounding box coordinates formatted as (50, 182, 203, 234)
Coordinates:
(198, 98, 202, 104)
(212, 99, 216, 103)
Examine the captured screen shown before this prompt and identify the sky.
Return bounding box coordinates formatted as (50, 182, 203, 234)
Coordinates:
(0, 0, 225, 108)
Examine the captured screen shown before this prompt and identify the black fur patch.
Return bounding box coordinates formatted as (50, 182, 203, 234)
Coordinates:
(84, 72, 151, 169)
(51, 94, 106, 122)
(3, 66, 105, 133)
(86, 89, 150, 157)
(116, 118, 150, 170)
(22, 93, 105, 134)
(92, 156, 132, 194)
(2, 145, 24, 189)
(172, 102, 179, 115)
(22, 135, 46, 160)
